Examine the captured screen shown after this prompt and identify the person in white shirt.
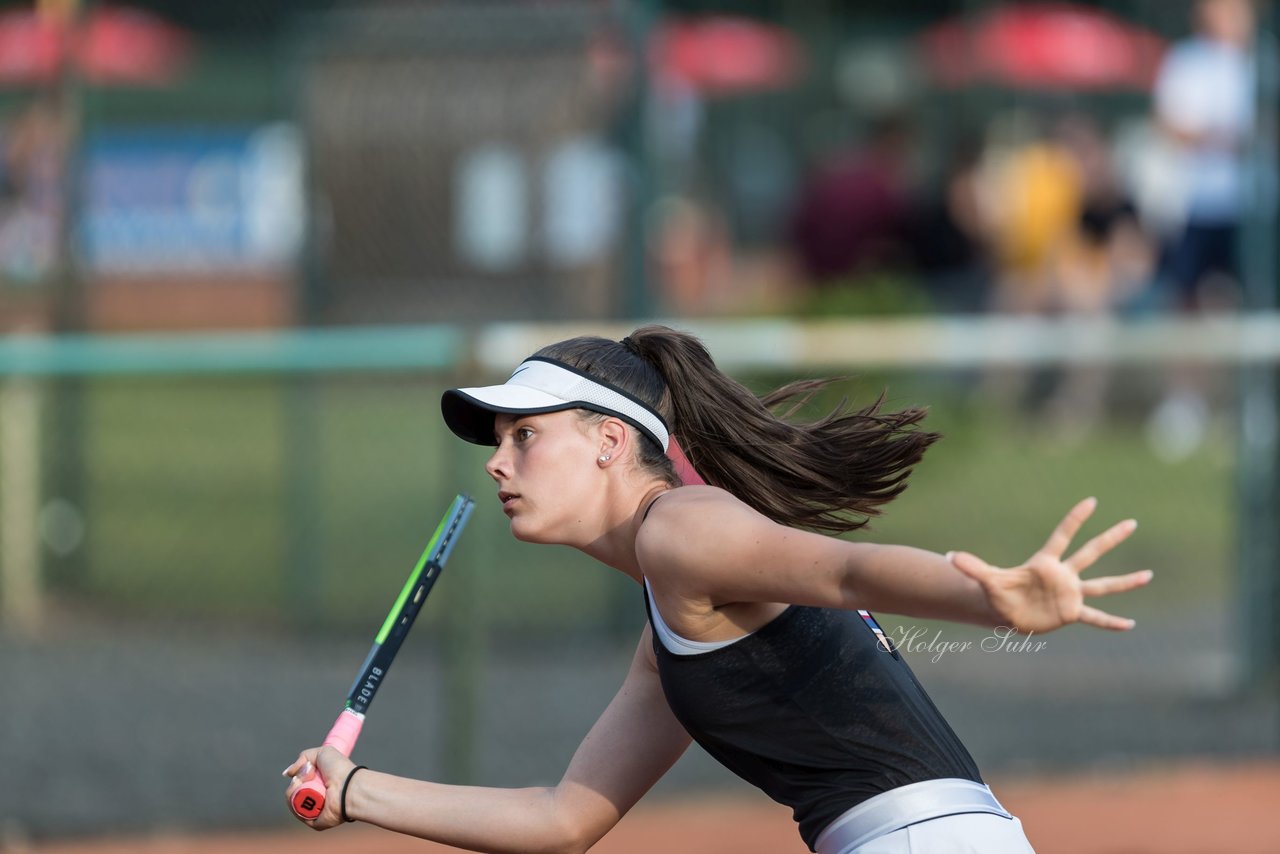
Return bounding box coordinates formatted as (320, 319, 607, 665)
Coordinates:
(1153, 0, 1255, 307)
(1146, 0, 1256, 460)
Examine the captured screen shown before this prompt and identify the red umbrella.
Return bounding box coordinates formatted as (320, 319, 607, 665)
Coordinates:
(652, 16, 805, 96)
(920, 3, 1166, 91)
(0, 12, 62, 82)
(0, 4, 191, 88)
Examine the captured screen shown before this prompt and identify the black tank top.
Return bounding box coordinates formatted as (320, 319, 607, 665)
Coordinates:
(643, 592, 983, 850)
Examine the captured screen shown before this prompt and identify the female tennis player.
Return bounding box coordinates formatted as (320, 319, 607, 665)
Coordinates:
(286, 325, 1150, 853)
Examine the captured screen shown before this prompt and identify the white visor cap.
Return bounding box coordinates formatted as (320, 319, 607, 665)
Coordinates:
(441, 357, 670, 451)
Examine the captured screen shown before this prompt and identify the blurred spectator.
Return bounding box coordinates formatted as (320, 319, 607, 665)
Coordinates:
(786, 114, 912, 284)
(1145, 0, 1256, 460)
(980, 111, 1156, 316)
(979, 110, 1157, 442)
(907, 136, 993, 313)
(1049, 113, 1154, 316)
(1151, 0, 1256, 312)
(1040, 113, 1155, 442)
(981, 112, 1082, 315)
(651, 193, 734, 315)
(0, 97, 68, 285)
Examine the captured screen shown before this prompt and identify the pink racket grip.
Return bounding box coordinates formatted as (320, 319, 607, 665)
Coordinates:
(289, 708, 365, 820)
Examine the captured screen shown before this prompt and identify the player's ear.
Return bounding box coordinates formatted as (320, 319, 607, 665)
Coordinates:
(597, 417, 628, 463)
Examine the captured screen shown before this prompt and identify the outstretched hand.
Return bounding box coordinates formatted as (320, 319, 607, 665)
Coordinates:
(946, 497, 1152, 634)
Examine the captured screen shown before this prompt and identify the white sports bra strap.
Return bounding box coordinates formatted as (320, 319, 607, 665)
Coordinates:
(644, 578, 752, 656)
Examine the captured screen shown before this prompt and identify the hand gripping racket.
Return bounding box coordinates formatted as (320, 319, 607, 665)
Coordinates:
(290, 493, 476, 820)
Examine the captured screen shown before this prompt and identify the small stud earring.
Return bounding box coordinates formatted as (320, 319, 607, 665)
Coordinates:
(599, 454, 610, 462)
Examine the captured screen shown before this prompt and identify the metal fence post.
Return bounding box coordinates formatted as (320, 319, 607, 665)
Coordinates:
(0, 377, 44, 634)
(1236, 7, 1280, 687)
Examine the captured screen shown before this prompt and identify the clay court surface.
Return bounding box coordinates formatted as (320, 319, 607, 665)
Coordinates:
(20, 760, 1279, 854)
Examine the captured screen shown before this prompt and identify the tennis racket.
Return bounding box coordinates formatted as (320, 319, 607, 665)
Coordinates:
(289, 493, 476, 820)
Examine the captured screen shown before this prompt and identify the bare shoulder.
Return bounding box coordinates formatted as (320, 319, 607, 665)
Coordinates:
(636, 486, 773, 582)
(640, 485, 760, 534)
(647, 484, 737, 512)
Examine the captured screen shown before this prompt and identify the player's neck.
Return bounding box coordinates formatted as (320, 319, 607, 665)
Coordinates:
(579, 482, 671, 581)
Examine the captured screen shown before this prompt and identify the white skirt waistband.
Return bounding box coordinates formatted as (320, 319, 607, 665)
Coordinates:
(814, 778, 1011, 854)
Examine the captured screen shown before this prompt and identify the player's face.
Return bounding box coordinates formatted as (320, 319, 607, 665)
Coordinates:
(486, 410, 602, 545)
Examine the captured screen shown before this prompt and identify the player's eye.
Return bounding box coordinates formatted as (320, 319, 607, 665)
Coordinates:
(515, 426, 534, 442)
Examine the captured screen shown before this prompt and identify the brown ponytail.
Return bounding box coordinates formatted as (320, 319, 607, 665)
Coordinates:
(535, 325, 940, 534)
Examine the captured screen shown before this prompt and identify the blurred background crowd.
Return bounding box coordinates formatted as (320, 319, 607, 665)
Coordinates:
(0, 0, 1272, 453)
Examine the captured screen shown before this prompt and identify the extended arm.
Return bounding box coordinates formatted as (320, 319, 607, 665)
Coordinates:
(284, 626, 691, 853)
(638, 489, 1150, 634)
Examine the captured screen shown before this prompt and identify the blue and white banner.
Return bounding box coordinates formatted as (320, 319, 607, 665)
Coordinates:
(80, 123, 304, 274)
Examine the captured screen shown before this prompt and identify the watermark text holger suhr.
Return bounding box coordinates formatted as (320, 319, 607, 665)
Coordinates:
(885, 626, 1048, 663)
